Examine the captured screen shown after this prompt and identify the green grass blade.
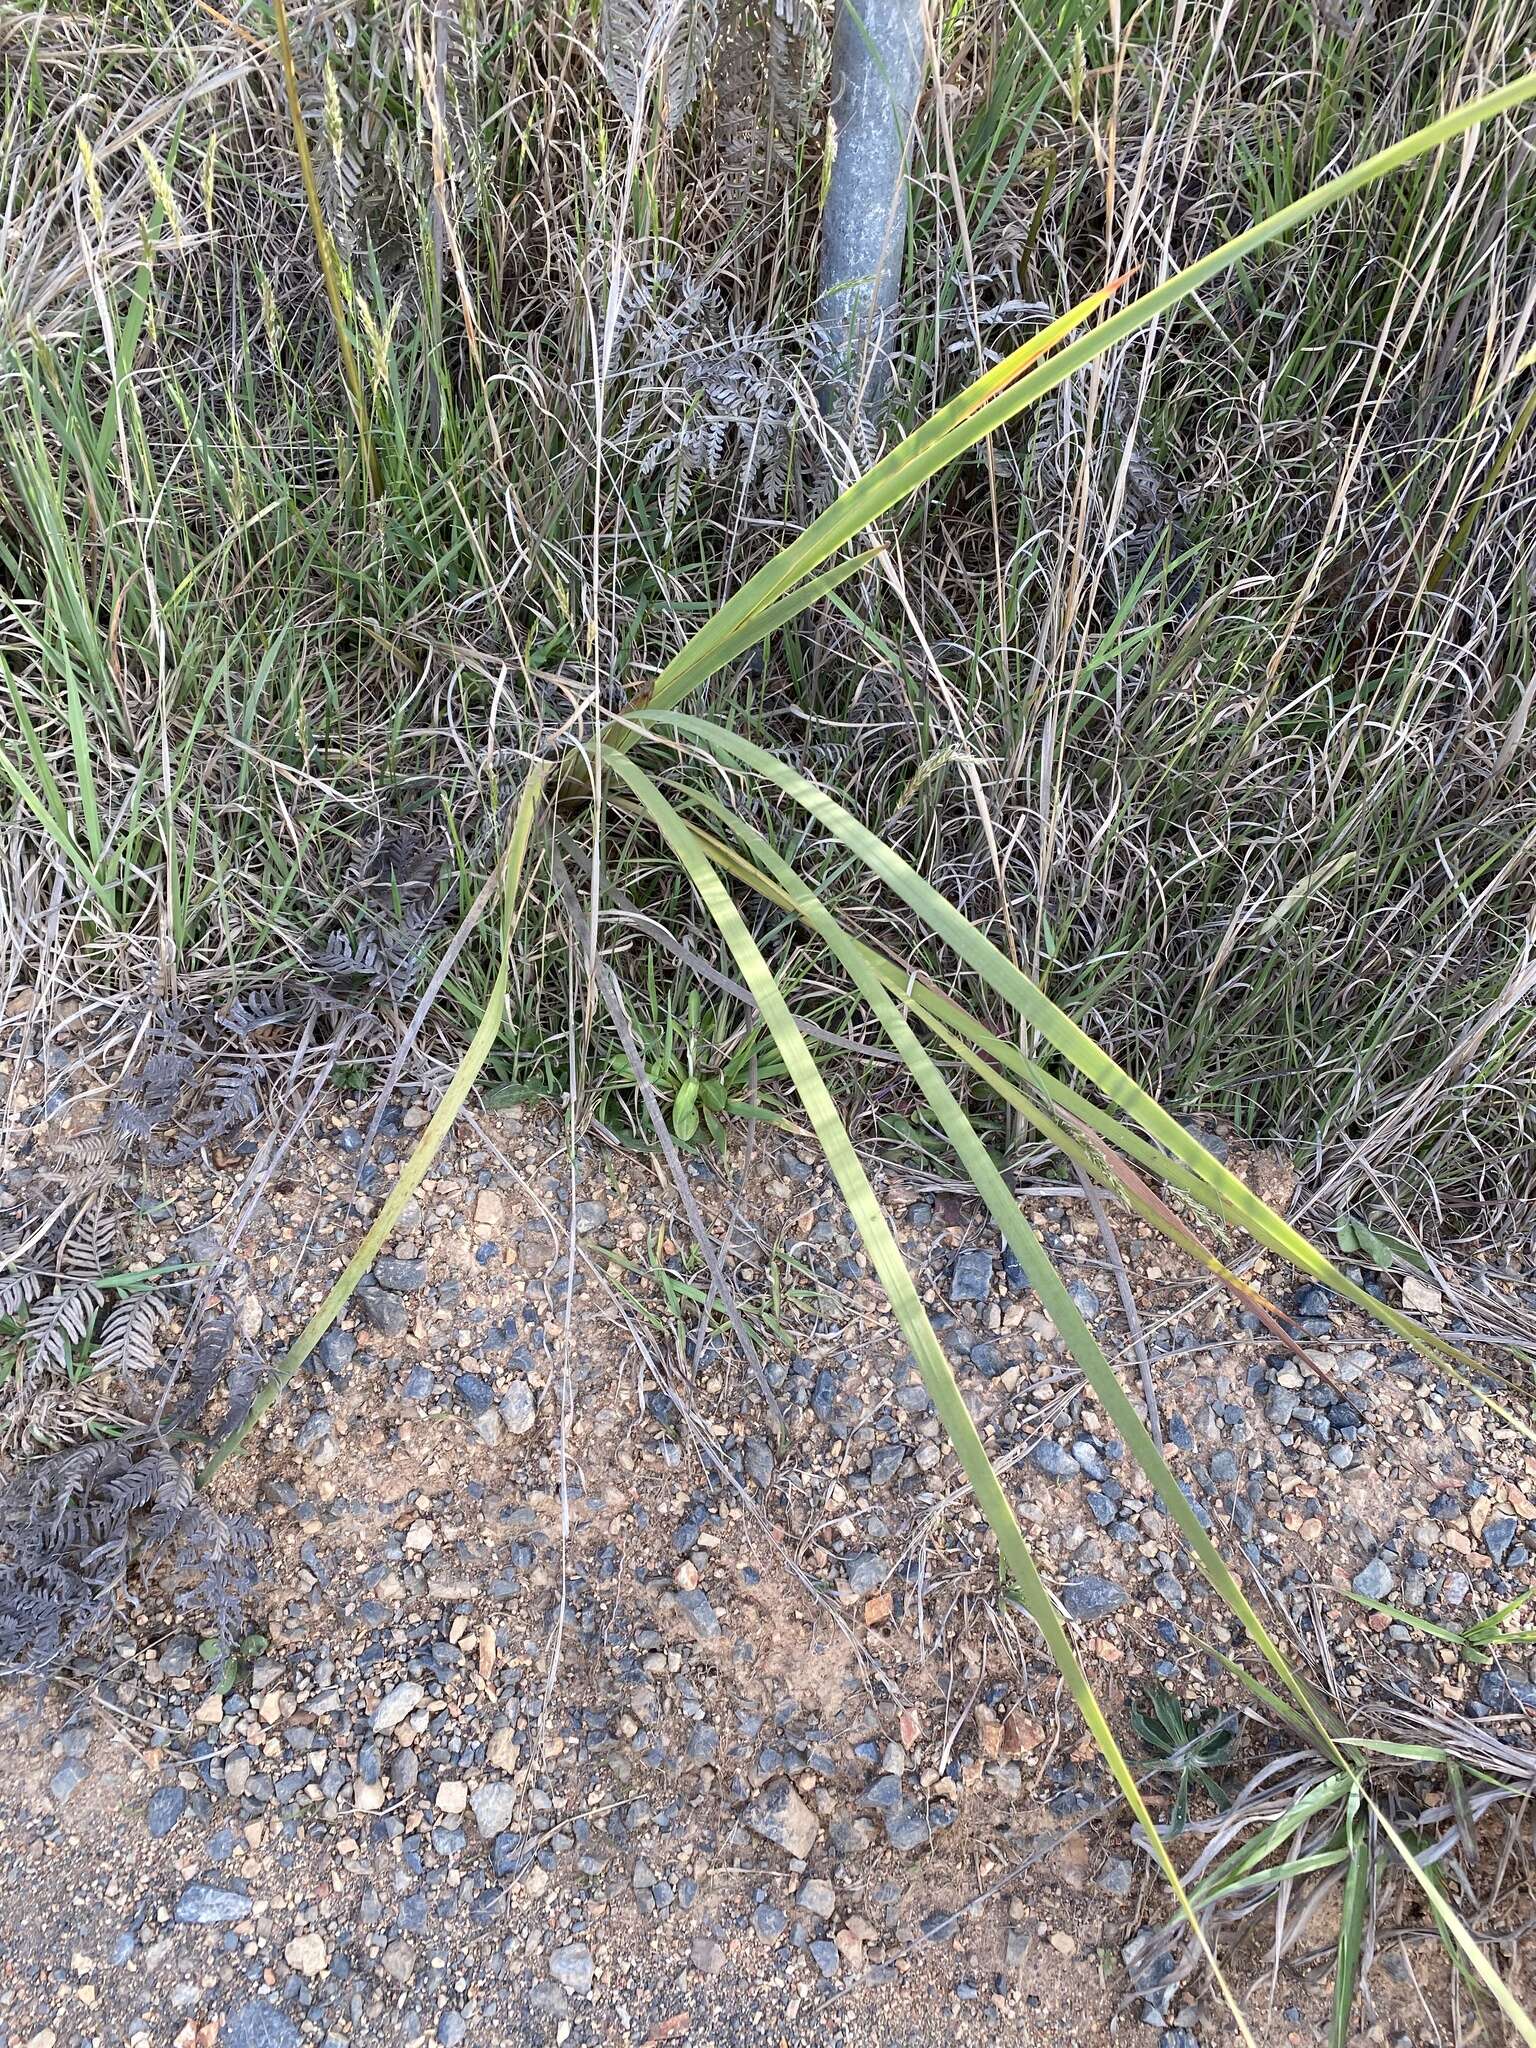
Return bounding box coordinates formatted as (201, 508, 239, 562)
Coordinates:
(632, 72, 1536, 716)
(686, 786, 1333, 1738)
(601, 748, 1259, 2043)
(1331, 1809, 1370, 2048)
(197, 768, 546, 1487)
(640, 713, 1527, 1426)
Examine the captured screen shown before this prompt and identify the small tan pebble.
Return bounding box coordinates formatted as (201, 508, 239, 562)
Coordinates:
(193, 1693, 225, 1725)
(436, 1780, 468, 1815)
(487, 1728, 519, 1771)
(674, 1561, 700, 1591)
(284, 1932, 328, 1977)
(1048, 1930, 1076, 1957)
(235, 1297, 263, 1341)
(404, 1521, 434, 1553)
(474, 1189, 506, 1231)
(1401, 1274, 1443, 1315)
(862, 1591, 893, 1627)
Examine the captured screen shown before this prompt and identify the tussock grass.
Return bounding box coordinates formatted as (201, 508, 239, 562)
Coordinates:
(2, 0, 1533, 1230)
(3, 6, 1536, 2033)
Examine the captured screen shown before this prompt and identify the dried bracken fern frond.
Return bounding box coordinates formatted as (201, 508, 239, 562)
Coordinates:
(0, 1432, 261, 1674)
(612, 265, 808, 531)
(93, 1294, 169, 1383)
(601, 0, 717, 131)
(712, 0, 827, 223)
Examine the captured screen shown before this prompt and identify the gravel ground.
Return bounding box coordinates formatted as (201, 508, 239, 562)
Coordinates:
(2, 1091, 1534, 2047)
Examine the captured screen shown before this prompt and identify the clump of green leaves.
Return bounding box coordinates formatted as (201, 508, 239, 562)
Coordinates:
(1131, 1685, 1238, 1838)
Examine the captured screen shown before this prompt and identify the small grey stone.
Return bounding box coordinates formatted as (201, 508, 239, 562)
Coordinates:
(809, 1939, 840, 1979)
(753, 1902, 787, 1939)
(745, 1779, 819, 1859)
(1351, 1558, 1395, 1602)
(797, 1878, 836, 1919)
(674, 1587, 721, 1642)
(357, 1285, 408, 1336)
(691, 1936, 726, 1976)
(1059, 1575, 1127, 1624)
(223, 2001, 300, 2048)
(1096, 1857, 1134, 1898)
(174, 1882, 251, 1926)
(372, 1256, 428, 1292)
(843, 1554, 884, 1596)
(1004, 1929, 1033, 1968)
(1030, 1440, 1080, 1482)
(744, 1437, 775, 1487)
(158, 1637, 196, 1678)
(572, 1202, 608, 1236)
(294, 1411, 333, 1461)
(381, 1938, 416, 1983)
(549, 1941, 594, 1994)
(146, 1786, 187, 1838)
(869, 1444, 904, 1484)
(1484, 1517, 1518, 1565)
(49, 1760, 88, 1804)
(1266, 1387, 1298, 1428)
(1209, 1449, 1238, 1486)
(884, 1801, 933, 1852)
(949, 1250, 994, 1303)
(470, 1782, 518, 1840)
(1478, 1668, 1536, 1714)
(500, 1382, 536, 1435)
(530, 1984, 570, 2019)
(472, 1409, 502, 1447)
(1065, 1280, 1100, 1320)
(437, 2013, 468, 2047)
(317, 1329, 355, 1372)
(455, 1371, 496, 1416)
(371, 1680, 426, 1733)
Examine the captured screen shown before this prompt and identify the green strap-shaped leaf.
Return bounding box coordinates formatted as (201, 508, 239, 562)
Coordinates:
(624, 73, 1536, 718)
(602, 746, 1261, 2039)
(638, 712, 1532, 1438)
(198, 768, 547, 1487)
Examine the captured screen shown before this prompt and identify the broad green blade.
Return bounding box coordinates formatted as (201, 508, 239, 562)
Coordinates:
(198, 768, 547, 1487)
(630, 73, 1536, 717)
(602, 747, 1258, 2043)
(1331, 1811, 1370, 2048)
(640, 712, 1530, 1434)
(686, 787, 1332, 1739)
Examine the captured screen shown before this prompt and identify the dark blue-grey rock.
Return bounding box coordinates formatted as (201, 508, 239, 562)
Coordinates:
(372, 1256, 428, 1292)
(357, 1285, 408, 1336)
(949, 1250, 994, 1303)
(884, 1801, 933, 1851)
(1484, 1517, 1518, 1565)
(1030, 1441, 1079, 1481)
(146, 1786, 187, 1838)
(1209, 1449, 1238, 1486)
(869, 1444, 904, 1484)
(1479, 1668, 1536, 1714)
(455, 1372, 495, 1416)
(223, 2001, 299, 2048)
(49, 1761, 88, 1804)
(753, 1902, 787, 1939)
(1065, 1280, 1100, 1320)
(175, 1881, 252, 1925)
(745, 1437, 775, 1487)
(810, 1938, 840, 1978)
(745, 1779, 819, 1858)
(1060, 1575, 1127, 1624)
(843, 1554, 884, 1595)
(673, 1587, 720, 1643)
(317, 1328, 355, 1372)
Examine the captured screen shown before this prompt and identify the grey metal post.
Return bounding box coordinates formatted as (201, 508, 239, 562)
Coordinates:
(816, 0, 926, 419)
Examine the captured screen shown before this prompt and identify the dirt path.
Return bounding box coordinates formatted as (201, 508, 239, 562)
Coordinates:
(2, 1099, 1532, 2046)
